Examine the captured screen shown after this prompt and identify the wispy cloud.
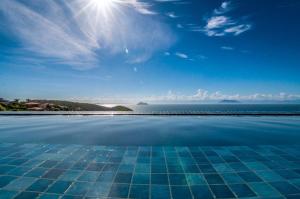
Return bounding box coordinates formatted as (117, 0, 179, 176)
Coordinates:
(0, 0, 175, 69)
(202, 1, 252, 37)
(221, 46, 234, 50)
(176, 24, 183, 29)
(166, 12, 178, 18)
(175, 52, 188, 59)
(214, 1, 232, 14)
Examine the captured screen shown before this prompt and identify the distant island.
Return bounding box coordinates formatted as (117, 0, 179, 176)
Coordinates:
(137, 102, 148, 105)
(219, 100, 240, 104)
(0, 98, 132, 111)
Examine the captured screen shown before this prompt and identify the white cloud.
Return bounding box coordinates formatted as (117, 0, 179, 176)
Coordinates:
(206, 16, 231, 29)
(202, 1, 252, 37)
(214, 1, 232, 14)
(224, 24, 252, 36)
(166, 12, 178, 18)
(175, 52, 188, 59)
(164, 52, 171, 56)
(138, 89, 300, 102)
(221, 46, 234, 50)
(0, 0, 175, 69)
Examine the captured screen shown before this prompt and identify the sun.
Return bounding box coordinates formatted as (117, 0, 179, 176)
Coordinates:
(90, 0, 114, 9)
(82, 0, 120, 20)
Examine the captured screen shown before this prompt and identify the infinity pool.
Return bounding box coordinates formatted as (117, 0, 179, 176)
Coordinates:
(0, 116, 300, 146)
(1, 116, 300, 199)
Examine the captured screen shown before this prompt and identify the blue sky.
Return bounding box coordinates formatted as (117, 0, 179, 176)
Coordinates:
(0, 0, 300, 103)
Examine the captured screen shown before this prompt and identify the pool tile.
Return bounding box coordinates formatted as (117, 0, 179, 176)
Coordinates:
(221, 172, 245, 184)
(249, 182, 281, 197)
(151, 185, 170, 199)
(108, 183, 130, 198)
(276, 170, 300, 180)
(0, 176, 17, 188)
(171, 186, 193, 199)
(198, 164, 216, 173)
(270, 181, 300, 196)
(97, 172, 115, 183)
(14, 191, 40, 199)
(213, 163, 235, 173)
(38, 193, 61, 199)
(59, 170, 82, 181)
(190, 185, 214, 199)
(151, 164, 167, 173)
(229, 183, 257, 197)
(238, 171, 263, 182)
(186, 173, 206, 185)
(0, 190, 18, 199)
(25, 167, 48, 178)
(42, 168, 65, 179)
(167, 164, 184, 173)
(255, 170, 285, 182)
(26, 179, 54, 192)
(209, 184, 235, 198)
(135, 164, 150, 173)
(151, 174, 169, 185)
(129, 184, 149, 199)
(85, 182, 111, 197)
(169, 174, 187, 185)
(204, 174, 225, 184)
(118, 164, 134, 173)
(4, 177, 36, 191)
(78, 171, 100, 182)
(7, 166, 31, 176)
(66, 181, 93, 196)
(46, 180, 72, 194)
(132, 173, 150, 184)
(0, 165, 15, 175)
(114, 172, 133, 183)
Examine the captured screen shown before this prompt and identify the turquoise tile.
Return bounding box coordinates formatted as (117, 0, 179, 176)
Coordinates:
(129, 184, 149, 199)
(46, 181, 72, 194)
(78, 171, 100, 182)
(171, 186, 193, 199)
(108, 183, 130, 198)
(221, 172, 245, 184)
(66, 181, 93, 196)
(230, 183, 257, 198)
(186, 173, 206, 185)
(4, 177, 36, 191)
(249, 182, 281, 197)
(255, 170, 285, 182)
(38, 193, 61, 199)
(191, 185, 214, 199)
(0, 190, 18, 199)
(59, 170, 82, 181)
(85, 182, 111, 197)
(132, 173, 150, 184)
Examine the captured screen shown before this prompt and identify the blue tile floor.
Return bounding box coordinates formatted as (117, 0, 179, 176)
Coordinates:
(0, 143, 300, 199)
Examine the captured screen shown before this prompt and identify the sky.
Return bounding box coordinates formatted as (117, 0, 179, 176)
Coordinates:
(0, 0, 300, 103)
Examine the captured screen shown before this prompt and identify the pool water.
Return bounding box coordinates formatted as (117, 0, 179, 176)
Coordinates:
(0, 116, 300, 146)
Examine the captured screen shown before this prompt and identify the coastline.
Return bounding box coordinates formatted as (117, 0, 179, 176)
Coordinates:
(1, 111, 300, 116)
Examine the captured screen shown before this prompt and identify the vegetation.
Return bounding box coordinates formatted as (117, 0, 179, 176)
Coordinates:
(0, 103, 6, 111)
(0, 99, 132, 111)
